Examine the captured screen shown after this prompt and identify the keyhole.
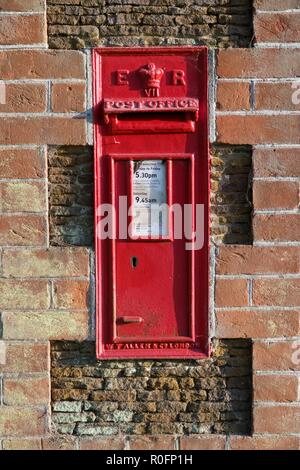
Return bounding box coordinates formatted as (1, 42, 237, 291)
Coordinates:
(131, 256, 138, 268)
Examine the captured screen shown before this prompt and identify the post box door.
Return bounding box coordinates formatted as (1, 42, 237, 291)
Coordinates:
(93, 47, 209, 359)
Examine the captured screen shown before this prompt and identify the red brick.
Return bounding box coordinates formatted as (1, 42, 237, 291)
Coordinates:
(253, 148, 300, 178)
(255, 13, 300, 43)
(217, 246, 300, 275)
(2, 311, 89, 341)
(0, 117, 86, 145)
(0, 407, 47, 437)
(53, 280, 89, 309)
(3, 376, 50, 405)
(0, 0, 45, 12)
(129, 436, 175, 450)
(0, 84, 47, 113)
(255, 0, 300, 9)
(3, 248, 89, 277)
(230, 435, 300, 450)
(0, 342, 49, 374)
(255, 82, 300, 111)
(0, 280, 49, 309)
(2, 439, 42, 450)
(80, 438, 125, 450)
(253, 375, 299, 402)
(180, 436, 226, 450)
(215, 278, 248, 307)
(0, 148, 45, 179)
(216, 309, 299, 338)
(217, 81, 250, 111)
(253, 341, 300, 371)
(0, 14, 46, 46)
(253, 405, 300, 433)
(217, 115, 299, 145)
(253, 180, 299, 210)
(0, 50, 85, 80)
(42, 437, 77, 451)
(0, 215, 47, 246)
(0, 182, 46, 213)
(217, 49, 300, 78)
(51, 82, 86, 113)
(253, 279, 300, 306)
(253, 214, 300, 241)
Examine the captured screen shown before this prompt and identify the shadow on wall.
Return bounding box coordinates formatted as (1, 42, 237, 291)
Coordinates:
(211, 144, 253, 245)
(48, 146, 94, 247)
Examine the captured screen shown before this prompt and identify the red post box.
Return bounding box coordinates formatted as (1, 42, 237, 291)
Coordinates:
(93, 47, 209, 359)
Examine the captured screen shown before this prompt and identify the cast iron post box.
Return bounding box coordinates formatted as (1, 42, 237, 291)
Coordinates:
(93, 47, 209, 359)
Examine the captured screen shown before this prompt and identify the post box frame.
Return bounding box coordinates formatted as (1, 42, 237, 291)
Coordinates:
(93, 47, 210, 360)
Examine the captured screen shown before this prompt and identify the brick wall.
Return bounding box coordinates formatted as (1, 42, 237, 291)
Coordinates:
(47, 0, 253, 49)
(51, 340, 252, 436)
(0, 0, 299, 451)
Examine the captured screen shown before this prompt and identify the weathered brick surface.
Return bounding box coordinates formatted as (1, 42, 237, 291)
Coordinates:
(0, 342, 49, 374)
(0, 182, 47, 213)
(253, 375, 299, 402)
(0, 117, 87, 145)
(253, 406, 300, 434)
(2, 311, 89, 340)
(3, 377, 50, 406)
(2, 439, 42, 450)
(253, 279, 300, 307)
(0, 215, 47, 246)
(51, 82, 86, 113)
(216, 310, 300, 339)
(254, 82, 300, 111)
(253, 214, 300, 241)
(253, 341, 300, 371)
(129, 436, 175, 450)
(53, 280, 89, 309)
(41, 436, 77, 450)
(253, 180, 299, 210)
(217, 246, 300, 275)
(217, 48, 300, 78)
(180, 435, 226, 450)
(0, 50, 85, 79)
(0, 280, 50, 309)
(47, 0, 253, 49)
(0, 84, 47, 113)
(217, 115, 300, 145)
(217, 81, 250, 111)
(255, 13, 300, 43)
(215, 279, 248, 307)
(230, 435, 300, 450)
(0, 407, 47, 437)
(0, 148, 46, 179)
(255, 0, 300, 8)
(79, 438, 124, 450)
(51, 340, 252, 436)
(0, 0, 45, 12)
(253, 148, 300, 178)
(0, 14, 46, 45)
(2, 248, 89, 277)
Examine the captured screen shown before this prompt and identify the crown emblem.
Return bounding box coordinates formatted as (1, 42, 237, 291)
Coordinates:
(139, 63, 164, 97)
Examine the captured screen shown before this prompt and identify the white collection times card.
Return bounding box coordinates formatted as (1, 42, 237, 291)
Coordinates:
(132, 160, 168, 237)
